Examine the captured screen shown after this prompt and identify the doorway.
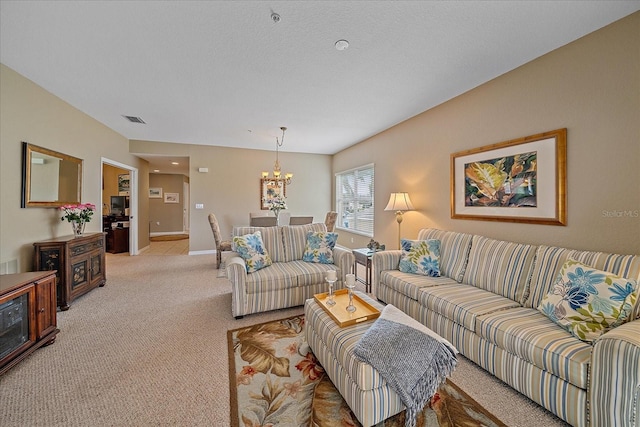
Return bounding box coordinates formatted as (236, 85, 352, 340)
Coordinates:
(101, 158, 139, 255)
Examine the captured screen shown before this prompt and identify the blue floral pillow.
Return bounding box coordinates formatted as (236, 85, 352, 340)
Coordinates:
(398, 239, 441, 277)
(232, 231, 272, 273)
(538, 259, 638, 342)
(302, 232, 338, 264)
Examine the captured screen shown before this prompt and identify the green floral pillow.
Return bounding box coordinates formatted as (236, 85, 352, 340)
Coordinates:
(398, 239, 441, 277)
(538, 259, 638, 342)
(232, 231, 272, 273)
(302, 232, 338, 264)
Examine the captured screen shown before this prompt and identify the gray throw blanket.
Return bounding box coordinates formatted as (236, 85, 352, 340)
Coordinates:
(353, 304, 458, 427)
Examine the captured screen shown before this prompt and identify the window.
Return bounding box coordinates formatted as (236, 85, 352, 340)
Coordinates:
(335, 164, 374, 236)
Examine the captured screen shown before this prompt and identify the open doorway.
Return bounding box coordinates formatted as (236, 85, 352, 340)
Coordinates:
(101, 158, 139, 255)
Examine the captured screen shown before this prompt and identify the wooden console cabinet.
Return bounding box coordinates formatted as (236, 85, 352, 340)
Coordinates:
(0, 271, 59, 375)
(33, 233, 106, 310)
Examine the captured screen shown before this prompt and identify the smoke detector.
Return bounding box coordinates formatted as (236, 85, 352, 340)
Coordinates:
(335, 40, 349, 51)
(271, 12, 281, 23)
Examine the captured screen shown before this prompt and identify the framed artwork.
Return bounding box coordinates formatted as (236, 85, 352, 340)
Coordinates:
(164, 192, 179, 204)
(451, 128, 566, 225)
(260, 179, 286, 210)
(149, 187, 163, 198)
(118, 174, 130, 196)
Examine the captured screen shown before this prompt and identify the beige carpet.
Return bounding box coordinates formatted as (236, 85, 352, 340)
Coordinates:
(0, 254, 569, 427)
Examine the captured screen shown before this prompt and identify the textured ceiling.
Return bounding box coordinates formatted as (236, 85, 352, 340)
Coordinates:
(1, 1, 638, 158)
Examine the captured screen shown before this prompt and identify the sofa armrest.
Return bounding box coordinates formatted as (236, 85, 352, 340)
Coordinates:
(226, 256, 248, 318)
(333, 246, 355, 290)
(590, 319, 640, 427)
(371, 250, 402, 296)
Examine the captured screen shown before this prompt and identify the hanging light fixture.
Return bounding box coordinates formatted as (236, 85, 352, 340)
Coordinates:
(261, 127, 293, 186)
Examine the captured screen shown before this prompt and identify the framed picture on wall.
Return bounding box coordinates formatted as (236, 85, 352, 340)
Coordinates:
(164, 192, 179, 204)
(451, 128, 566, 225)
(149, 187, 163, 198)
(118, 174, 130, 196)
(260, 179, 286, 210)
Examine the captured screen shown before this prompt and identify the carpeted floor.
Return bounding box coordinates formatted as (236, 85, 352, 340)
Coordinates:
(0, 253, 569, 427)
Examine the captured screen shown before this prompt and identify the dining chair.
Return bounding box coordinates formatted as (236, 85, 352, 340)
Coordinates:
(289, 216, 313, 225)
(208, 213, 233, 269)
(250, 216, 277, 227)
(324, 211, 338, 232)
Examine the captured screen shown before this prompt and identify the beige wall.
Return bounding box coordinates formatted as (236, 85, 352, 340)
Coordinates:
(149, 173, 186, 234)
(131, 140, 332, 253)
(334, 12, 640, 255)
(0, 64, 148, 272)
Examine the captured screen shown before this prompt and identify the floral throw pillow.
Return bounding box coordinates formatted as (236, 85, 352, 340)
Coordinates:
(398, 239, 441, 277)
(538, 259, 638, 342)
(232, 231, 272, 273)
(302, 232, 338, 264)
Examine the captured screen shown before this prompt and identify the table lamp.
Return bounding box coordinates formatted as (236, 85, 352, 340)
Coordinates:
(384, 192, 414, 249)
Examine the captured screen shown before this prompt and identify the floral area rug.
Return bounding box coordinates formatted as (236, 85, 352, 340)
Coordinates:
(227, 315, 507, 427)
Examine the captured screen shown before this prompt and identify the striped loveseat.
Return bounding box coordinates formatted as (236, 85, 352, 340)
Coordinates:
(373, 228, 640, 427)
(226, 223, 355, 318)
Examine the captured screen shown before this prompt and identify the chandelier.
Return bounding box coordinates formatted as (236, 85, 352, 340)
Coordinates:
(261, 126, 293, 185)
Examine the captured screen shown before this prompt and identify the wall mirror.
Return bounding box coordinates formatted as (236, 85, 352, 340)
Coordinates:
(21, 142, 83, 208)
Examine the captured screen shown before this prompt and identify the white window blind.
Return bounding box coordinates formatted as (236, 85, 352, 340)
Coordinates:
(335, 164, 374, 236)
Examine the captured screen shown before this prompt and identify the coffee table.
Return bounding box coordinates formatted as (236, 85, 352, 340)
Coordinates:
(304, 291, 404, 427)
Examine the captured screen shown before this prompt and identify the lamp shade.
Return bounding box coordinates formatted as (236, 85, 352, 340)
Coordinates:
(384, 192, 414, 212)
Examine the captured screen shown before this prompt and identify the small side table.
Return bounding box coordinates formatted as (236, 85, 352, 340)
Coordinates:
(352, 248, 373, 292)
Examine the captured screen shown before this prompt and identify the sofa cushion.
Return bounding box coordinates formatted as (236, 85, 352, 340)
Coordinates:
(281, 223, 327, 262)
(417, 229, 473, 282)
(379, 270, 459, 301)
(286, 260, 342, 287)
(462, 235, 536, 303)
(232, 225, 286, 262)
(417, 283, 520, 331)
(525, 245, 640, 318)
(476, 307, 592, 389)
(398, 239, 441, 277)
(232, 231, 272, 273)
(302, 231, 338, 264)
(537, 259, 638, 342)
(244, 262, 298, 293)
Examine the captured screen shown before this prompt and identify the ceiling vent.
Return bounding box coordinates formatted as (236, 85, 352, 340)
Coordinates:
(123, 115, 146, 124)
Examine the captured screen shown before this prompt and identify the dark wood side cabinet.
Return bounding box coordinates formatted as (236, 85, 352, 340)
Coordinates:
(34, 233, 106, 311)
(0, 271, 59, 375)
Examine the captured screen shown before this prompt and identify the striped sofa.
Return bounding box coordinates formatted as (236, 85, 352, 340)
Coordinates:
(373, 228, 640, 427)
(226, 223, 355, 318)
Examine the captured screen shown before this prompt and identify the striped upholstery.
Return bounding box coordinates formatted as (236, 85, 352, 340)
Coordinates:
(476, 307, 591, 389)
(416, 228, 473, 282)
(305, 295, 405, 427)
(416, 283, 520, 331)
(459, 332, 587, 427)
(371, 250, 402, 296)
(462, 235, 536, 303)
(372, 229, 640, 427)
(590, 321, 640, 427)
(228, 223, 355, 317)
(232, 225, 286, 262)
(281, 223, 327, 262)
(378, 270, 458, 301)
(525, 245, 640, 314)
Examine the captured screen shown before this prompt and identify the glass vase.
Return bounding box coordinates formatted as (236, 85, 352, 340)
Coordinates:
(71, 220, 85, 237)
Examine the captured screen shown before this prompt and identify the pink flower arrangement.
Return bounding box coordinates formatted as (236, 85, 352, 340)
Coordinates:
(59, 203, 96, 223)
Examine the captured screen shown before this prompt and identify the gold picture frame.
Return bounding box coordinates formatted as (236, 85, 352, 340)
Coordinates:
(260, 179, 286, 210)
(451, 128, 566, 225)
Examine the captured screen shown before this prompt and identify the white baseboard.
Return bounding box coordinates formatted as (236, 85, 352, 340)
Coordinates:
(149, 231, 188, 237)
(188, 249, 215, 256)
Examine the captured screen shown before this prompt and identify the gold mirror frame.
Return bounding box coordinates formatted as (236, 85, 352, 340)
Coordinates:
(21, 142, 83, 208)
